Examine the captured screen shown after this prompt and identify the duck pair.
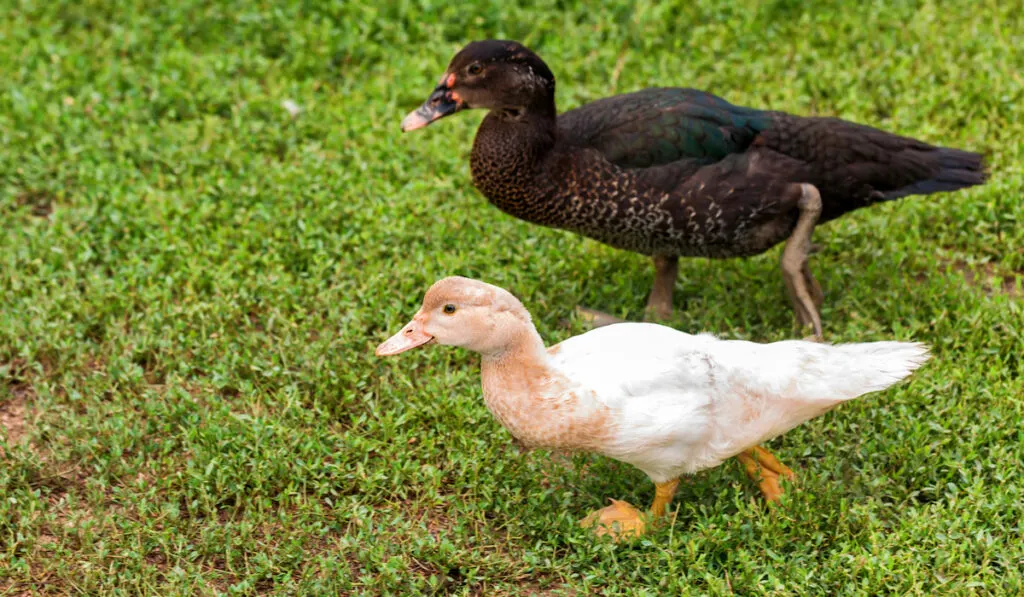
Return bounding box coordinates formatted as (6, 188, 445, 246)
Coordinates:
(376, 41, 981, 540)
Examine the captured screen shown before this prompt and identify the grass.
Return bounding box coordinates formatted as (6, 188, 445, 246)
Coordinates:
(1, 0, 1022, 594)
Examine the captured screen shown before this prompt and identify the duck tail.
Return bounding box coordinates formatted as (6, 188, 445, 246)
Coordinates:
(761, 115, 987, 217)
(882, 146, 988, 199)
(709, 339, 930, 454)
(820, 341, 931, 399)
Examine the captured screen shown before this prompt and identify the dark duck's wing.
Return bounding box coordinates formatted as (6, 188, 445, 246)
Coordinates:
(559, 87, 987, 221)
(558, 88, 774, 169)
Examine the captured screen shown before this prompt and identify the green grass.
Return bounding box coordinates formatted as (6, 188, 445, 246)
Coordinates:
(1, 0, 1022, 594)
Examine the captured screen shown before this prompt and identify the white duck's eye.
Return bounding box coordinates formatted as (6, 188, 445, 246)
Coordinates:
(443, 304, 457, 315)
(468, 63, 483, 75)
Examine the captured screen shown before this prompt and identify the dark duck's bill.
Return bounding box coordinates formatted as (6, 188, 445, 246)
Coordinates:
(401, 73, 465, 132)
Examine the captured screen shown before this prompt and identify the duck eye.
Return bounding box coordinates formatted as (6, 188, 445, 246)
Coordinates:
(468, 63, 483, 75)
(443, 304, 457, 314)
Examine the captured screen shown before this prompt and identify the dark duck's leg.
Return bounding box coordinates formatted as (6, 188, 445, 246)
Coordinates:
(644, 255, 679, 321)
(575, 256, 679, 328)
(780, 184, 824, 340)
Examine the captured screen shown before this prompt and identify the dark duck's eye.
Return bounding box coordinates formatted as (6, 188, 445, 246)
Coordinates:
(467, 63, 483, 76)
(443, 304, 457, 314)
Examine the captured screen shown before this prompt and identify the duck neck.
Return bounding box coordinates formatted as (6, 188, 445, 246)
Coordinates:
(479, 322, 550, 374)
(479, 322, 609, 451)
(470, 95, 558, 218)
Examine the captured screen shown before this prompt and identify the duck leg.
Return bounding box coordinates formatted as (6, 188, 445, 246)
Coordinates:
(781, 183, 824, 340)
(580, 478, 680, 541)
(737, 446, 795, 502)
(645, 255, 679, 321)
(574, 255, 679, 328)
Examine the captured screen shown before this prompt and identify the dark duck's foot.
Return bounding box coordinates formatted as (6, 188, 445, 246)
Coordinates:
(781, 184, 825, 341)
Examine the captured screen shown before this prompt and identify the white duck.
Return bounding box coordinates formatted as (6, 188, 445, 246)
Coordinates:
(376, 276, 930, 540)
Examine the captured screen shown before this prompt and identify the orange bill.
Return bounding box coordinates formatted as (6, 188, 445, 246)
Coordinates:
(376, 317, 434, 356)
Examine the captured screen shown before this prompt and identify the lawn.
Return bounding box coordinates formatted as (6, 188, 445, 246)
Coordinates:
(1, 0, 1022, 594)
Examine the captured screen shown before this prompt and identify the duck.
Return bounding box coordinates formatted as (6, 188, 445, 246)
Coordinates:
(400, 40, 987, 338)
(376, 276, 930, 540)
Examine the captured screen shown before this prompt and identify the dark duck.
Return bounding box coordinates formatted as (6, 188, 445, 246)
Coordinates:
(401, 40, 987, 338)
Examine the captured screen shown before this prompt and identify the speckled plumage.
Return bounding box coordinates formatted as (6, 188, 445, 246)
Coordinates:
(430, 41, 987, 260)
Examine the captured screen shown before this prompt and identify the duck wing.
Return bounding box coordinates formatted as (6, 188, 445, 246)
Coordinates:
(557, 88, 774, 169)
(548, 322, 718, 404)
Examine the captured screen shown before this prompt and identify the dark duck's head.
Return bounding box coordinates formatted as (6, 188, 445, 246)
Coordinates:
(401, 40, 556, 132)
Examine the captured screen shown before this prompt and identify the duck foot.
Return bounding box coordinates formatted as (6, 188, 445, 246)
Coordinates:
(580, 479, 679, 541)
(737, 446, 795, 502)
(781, 183, 824, 341)
(580, 499, 646, 540)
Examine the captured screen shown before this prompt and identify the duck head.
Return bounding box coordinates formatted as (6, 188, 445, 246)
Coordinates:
(401, 40, 556, 132)
(376, 276, 534, 357)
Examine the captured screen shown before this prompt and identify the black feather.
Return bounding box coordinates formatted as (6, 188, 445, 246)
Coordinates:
(883, 147, 987, 199)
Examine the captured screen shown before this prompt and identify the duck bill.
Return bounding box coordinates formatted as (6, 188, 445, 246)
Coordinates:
(401, 81, 464, 132)
(375, 318, 435, 356)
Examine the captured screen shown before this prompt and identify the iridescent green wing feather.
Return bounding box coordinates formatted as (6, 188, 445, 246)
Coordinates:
(558, 88, 774, 168)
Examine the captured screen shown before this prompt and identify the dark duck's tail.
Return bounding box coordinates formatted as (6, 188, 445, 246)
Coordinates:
(880, 146, 987, 199)
(757, 113, 987, 219)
